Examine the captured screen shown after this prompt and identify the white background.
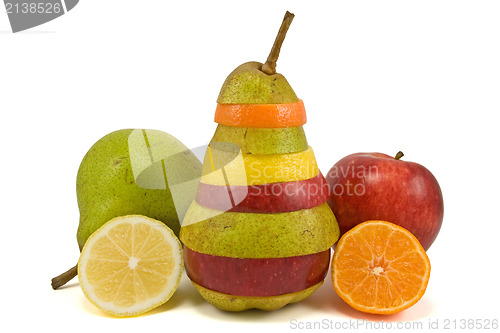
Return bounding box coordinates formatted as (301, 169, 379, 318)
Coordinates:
(1, 1, 499, 332)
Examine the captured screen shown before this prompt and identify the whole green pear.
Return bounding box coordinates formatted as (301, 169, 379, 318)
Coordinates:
(76, 128, 201, 249)
(52, 128, 201, 289)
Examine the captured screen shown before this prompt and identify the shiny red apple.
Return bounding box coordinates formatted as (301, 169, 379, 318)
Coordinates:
(325, 151, 443, 250)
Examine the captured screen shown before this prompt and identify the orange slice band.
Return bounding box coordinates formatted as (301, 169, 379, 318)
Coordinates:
(214, 100, 306, 128)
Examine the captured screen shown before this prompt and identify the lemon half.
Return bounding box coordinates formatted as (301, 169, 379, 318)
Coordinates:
(78, 215, 183, 317)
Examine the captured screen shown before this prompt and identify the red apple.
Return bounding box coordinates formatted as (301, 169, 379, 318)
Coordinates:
(325, 152, 443, 250)
(195, 173, 329, 213)
(184, 246, 331, 297)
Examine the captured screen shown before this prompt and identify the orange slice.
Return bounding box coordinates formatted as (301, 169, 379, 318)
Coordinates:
(214, 100, 306, 128)
(78, 215, 183, 317)
(331, 220, 431, 315)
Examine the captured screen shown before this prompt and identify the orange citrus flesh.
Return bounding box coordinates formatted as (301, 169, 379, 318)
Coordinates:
(214, 100, 306, 128)
(78, 215, 183, 317)
(331, 220, 431, 315)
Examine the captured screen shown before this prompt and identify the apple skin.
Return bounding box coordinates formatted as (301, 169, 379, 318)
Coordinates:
(325, 152, 443, 250)
(195, 173, 329, 213)
(184, 246, 331, 297)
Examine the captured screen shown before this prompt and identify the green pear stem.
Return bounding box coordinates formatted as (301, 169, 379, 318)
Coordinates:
(261, 11, 295, 75)
(51, 264, 77, 290)
(395, 151, 404, 160)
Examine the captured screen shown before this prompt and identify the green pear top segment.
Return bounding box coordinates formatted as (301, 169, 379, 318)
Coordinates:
(76, 129, 201, 249)
(215, 11, 298, 105)
(216, 62, 299, 104)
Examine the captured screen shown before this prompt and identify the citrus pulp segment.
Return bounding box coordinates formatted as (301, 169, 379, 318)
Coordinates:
(201, 146, 319, 186)
(78, 215, 183, 317)
(331, 220, 431, 315)
(214, 100, 306, 128)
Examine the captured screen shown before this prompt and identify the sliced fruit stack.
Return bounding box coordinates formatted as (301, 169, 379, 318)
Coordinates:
(179, 12, 340, 311)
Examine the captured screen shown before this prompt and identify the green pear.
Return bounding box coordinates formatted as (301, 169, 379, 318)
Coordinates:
(52, 129, 201, 289)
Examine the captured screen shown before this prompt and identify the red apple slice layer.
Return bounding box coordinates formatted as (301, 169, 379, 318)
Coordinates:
(184, 246, 331, 297)
(195, 173, 329, 213)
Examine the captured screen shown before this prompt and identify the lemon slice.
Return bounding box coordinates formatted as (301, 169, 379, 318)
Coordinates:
(78, 215, 183, 317)
(201, 146, 319, 186)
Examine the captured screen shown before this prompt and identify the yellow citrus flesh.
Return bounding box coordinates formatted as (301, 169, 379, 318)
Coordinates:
(201, 146, 319, 186)
(78, 215, 183, 317)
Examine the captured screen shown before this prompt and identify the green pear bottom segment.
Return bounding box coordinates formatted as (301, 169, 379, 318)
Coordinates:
(216, 62, 299, 104)
(191, 281, 323, 312)
(180, 202, 339, 258)
(210, 125, 308, 155)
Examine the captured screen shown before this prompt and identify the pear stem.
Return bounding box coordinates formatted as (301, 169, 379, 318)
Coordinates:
(261, 11, 295, 75)
(51, 265, 78, 290)
(395, 151, 404, 160)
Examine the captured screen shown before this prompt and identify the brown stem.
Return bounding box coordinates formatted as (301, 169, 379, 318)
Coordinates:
(261, 11, 295, 75)
(51, 265, 77, 290)
(395, 151, 404, 160)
